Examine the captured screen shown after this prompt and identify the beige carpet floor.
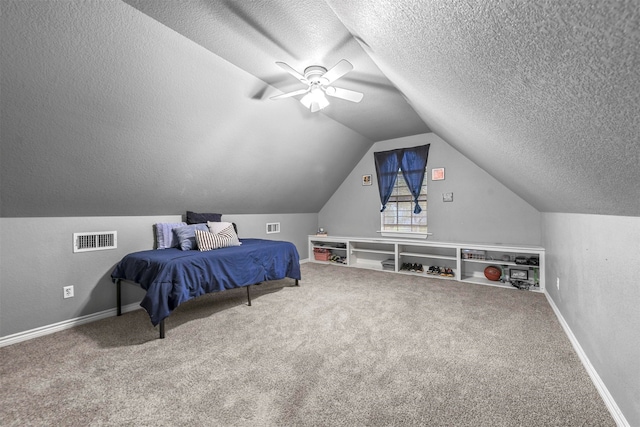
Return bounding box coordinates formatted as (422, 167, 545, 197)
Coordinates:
(0, 262, 614, 426)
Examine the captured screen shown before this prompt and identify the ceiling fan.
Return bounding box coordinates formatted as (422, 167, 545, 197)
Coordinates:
(270, 59, 364, 112)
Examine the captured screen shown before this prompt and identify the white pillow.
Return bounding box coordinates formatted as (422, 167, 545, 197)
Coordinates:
(207, 221, 234, 234)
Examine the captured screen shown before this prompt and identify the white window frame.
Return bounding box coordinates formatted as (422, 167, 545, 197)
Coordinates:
(379, 168, 430, 239)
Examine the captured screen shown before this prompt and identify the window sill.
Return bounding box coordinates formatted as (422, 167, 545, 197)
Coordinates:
(377, 231, 432, 239)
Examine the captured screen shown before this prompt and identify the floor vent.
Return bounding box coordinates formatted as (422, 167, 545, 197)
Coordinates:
(73, 231, 117, 253)
(266, 223, 280, 234)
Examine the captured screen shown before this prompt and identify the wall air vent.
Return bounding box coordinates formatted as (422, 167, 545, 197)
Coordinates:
(73, 231, 117, 253)
(266, 223, 280, 234)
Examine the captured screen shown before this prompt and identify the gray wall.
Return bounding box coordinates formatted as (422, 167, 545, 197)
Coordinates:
(542, 213, 640, 426)
(319, 133, 542, 245)
(0, 213, 317, 338)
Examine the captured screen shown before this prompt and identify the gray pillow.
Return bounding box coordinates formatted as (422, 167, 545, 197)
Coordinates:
(173, 223, 208, 250)
(154, 222, 186, 249)
(186, 211, 222, 224)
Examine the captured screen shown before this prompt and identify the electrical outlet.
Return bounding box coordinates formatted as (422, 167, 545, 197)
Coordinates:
(556, 277, 560, 290)
(63, 285, 74, 299)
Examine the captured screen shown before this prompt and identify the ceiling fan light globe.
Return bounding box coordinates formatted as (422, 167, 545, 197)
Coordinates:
(300, 93, 312, 109)
(317, 95, 330, 110)
(301, 87, 329, 112)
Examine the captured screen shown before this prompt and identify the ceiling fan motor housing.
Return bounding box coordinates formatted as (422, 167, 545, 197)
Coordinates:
(304, 65, 329, 85)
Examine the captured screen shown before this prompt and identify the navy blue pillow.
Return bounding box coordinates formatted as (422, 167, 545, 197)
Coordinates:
(186, 211, 222, 225)
(173, 224, 209, 250)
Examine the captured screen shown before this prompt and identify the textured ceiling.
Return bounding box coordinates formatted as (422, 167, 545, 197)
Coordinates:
(2, 0, 639, 218)
(326, 0, 640, 216)
(125, 0, 640, 216)
(123, 0, 430, 142)
(0, 0, 374, 217)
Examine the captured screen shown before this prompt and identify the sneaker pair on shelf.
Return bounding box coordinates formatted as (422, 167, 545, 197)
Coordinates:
(329, 254, 346, 264)
(440, 267, 455, 277)
(427, 266, 441, 275)
(426, 266, 454, 277)
(401, 263, 423, 273)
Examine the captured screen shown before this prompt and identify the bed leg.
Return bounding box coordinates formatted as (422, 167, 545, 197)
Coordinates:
(247, 285, 252, 306)
(295, 279, 299, 286)
(116, 279, 122, 316)
(159, 320, 165, 339)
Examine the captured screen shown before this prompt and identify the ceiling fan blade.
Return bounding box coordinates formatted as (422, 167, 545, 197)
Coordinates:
(270, 88, 309, 100)
(275, 62, 308, 84)
(325, 86, 364, 103)
(322, 59, 353, 84)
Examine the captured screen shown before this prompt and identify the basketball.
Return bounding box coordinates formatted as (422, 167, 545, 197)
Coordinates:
(484, 266, 501, 281)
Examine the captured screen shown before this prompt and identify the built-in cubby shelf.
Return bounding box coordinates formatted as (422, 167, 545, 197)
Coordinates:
(308, 235, 545, 292)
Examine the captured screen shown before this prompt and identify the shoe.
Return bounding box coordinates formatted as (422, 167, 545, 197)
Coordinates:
(416, 263, 424, 273)
(409, 263, 416, 272)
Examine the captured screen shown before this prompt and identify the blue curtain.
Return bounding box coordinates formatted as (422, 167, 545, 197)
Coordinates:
(400, 144, 430, 214)
(374, 144, 430, 213)
(374, 149, 402, 212)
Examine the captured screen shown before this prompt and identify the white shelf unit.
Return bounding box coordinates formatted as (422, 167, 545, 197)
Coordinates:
(350, 239, 396, 271)
(308, 236, 350, 266)
(308, 235, 545, 292)
(459, 245, 544, 292)
(398, 243, 458, 279)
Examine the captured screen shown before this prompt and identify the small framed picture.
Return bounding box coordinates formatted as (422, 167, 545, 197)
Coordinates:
(510, 269, 529, 280)
(362, 174, 372, 186)
(432, 168, 445, 181)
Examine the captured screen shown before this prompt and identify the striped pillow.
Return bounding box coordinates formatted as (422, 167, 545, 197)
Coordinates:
(195, 224, 240, 251)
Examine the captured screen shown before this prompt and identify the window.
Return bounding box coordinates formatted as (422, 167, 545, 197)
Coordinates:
(374, 144, 430, 235)
(381, 168, 427, 233)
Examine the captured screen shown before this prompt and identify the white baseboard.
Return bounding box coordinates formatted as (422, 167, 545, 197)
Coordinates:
(0, 266, 310, 348)
(0, 302, 141, 348)
(545, 292, 629, 427)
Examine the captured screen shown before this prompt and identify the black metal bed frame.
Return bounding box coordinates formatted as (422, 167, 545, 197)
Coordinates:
(116, 278, 299, 339)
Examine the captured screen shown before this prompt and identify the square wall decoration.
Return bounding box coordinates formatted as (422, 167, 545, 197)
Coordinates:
(431, 168, 445, 181)
(362, 174, 372, 186)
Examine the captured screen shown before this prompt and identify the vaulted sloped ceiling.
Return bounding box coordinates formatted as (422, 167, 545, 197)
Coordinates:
(324, 0, 640, 216)
(121, 0, 430, 143)
(126, 0, 640, 217)
(2, 1, 639, 218)
(0, 1, 384, 217)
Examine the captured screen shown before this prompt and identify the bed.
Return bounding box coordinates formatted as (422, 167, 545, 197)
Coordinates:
(111, 238, 301, 338)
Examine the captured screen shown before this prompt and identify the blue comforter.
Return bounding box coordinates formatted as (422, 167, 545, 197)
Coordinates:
(111, 238, 301, 325)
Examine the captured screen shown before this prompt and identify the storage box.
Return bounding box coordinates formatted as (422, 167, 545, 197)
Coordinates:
(313, 248, 332, 261)
(461, 249, 486, 260)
